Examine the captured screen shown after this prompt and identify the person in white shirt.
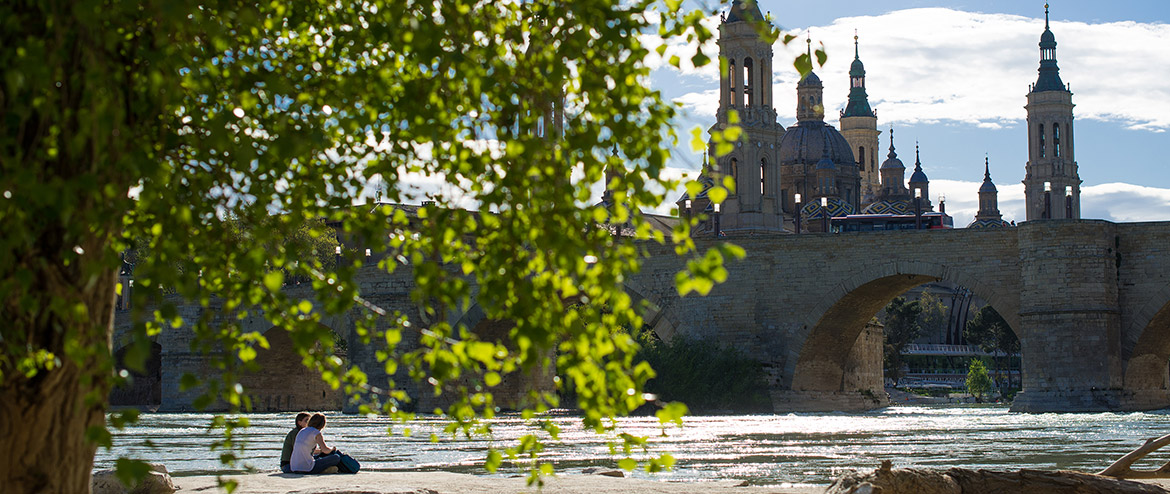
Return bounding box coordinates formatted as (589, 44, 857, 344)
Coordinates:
(289, 413, 342, 474)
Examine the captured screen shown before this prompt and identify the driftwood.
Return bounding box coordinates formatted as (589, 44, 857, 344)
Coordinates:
(826, 460, 1170, 494)
(1100, 432, 1170, 479)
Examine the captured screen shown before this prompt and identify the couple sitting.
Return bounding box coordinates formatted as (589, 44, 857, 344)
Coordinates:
(279, 412, 356, 474)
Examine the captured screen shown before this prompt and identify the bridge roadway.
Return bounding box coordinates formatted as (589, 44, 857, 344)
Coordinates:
(117, 219, 1170, 413)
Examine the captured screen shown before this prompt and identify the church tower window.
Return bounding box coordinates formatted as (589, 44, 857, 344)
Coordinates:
(1053, 123, 1060, 157)
(858, 146, 865, 171)
(760, 158, 766, 195)
(743, 58, 754, 107)
(1038, 124, 1046, 158)
(727, 60, 737, 107)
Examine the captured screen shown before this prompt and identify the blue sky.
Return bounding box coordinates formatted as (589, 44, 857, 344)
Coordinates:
(646, 1, 1170, 226)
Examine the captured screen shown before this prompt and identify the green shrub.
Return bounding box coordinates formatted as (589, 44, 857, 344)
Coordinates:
(635, 335, 772, 413)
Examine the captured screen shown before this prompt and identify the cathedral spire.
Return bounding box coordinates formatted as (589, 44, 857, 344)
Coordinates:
(885, 128, 898, 163)
(796, 33, 824, 122)
(1033, 3, 1065, 92)
(843, 30, 873, 118)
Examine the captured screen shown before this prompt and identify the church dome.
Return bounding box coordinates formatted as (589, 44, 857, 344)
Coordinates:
(968, 218, 1011, 229)
(909, 168, 928, 183)
(979, 179, 998, 193)
(778, 122, 854, 166)
(1040, 28, 1056, 47)
(850, 57, 865, 77)
(861, 200, 912, 215)
(801, 197, 855, 219)
(880, 152, 904, 170)
(798, 71, 821, 87)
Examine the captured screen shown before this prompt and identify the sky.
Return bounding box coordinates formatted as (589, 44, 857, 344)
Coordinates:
(646, 1, 1170, 227)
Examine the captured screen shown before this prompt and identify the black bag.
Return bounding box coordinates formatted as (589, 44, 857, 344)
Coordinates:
(337, 452, 360, 474)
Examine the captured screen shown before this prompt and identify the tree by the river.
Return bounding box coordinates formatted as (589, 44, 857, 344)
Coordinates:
(882, 296, 923, 384)
(0, 0, 834, 491)
(964, 305, 1019, 393)
(916, 290, 948, 340)
(966, 359, 993, 402)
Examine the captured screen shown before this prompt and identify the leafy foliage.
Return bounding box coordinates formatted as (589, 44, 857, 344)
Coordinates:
(916, 291, 948, 339)
(0, 0, 830, 489)
(965, 359, 993, 402)
(882, 296, 923, 384)
(964, 305, 1019, 395)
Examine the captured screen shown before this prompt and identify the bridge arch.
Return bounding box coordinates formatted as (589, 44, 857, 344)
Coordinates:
(240, 323, 347, 411)
(787, 260, 1019, 392)
(109, 340, 163, 408)
(1121, 284, 1170, 395)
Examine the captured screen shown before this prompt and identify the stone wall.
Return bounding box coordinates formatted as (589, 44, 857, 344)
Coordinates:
(112, 220, 1170, 413)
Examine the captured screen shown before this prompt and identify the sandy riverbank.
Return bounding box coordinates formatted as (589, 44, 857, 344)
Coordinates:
(172, 470, 1170, 494)
(173, 471, 827, 493)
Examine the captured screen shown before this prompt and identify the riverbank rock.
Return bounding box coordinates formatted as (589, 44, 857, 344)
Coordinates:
(826, 461, 1170, 494)
(92, 463, 176, 494)
(580, 467, 626, 478)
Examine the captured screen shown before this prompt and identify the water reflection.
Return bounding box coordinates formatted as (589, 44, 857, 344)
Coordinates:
(95, 406, 1170, 486)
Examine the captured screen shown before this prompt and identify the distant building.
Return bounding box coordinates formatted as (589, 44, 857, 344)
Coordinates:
(1024, 5, 1081, 220)
(678, 3, 1081, 233)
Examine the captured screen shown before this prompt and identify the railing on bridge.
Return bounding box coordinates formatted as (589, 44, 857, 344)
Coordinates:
(902, 344, 1013, 357)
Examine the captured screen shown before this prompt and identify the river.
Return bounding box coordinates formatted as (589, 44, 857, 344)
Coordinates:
(94, 405, 1170, 487)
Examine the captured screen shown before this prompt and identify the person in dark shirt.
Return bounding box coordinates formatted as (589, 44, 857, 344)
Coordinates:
(280, 412, 311, 473)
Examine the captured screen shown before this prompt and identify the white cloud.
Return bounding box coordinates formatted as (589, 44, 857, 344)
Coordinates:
(907, 179, 1170, 227)
(1082, 182, 1170, 222)
(674, 89, 721, 120)
(640, 12, 722, 81)
(768, 8, 1170, 130)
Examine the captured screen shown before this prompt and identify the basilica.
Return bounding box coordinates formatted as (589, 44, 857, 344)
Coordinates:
(678, 1, 1081, 232)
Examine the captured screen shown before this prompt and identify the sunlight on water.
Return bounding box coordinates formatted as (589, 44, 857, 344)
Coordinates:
(94, 406, 1170, 486)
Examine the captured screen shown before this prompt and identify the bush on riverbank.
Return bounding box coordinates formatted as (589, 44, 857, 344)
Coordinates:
(634, 335, 772, 414)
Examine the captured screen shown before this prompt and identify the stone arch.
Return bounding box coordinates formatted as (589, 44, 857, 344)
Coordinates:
(624, 280, 680, 342)
(787, 261, 1019, 392)
(240, 323, 347, 412)
(109, 341, 162, 408)
(446, 302, 552, 411)
(1121, 284, 1170, 396)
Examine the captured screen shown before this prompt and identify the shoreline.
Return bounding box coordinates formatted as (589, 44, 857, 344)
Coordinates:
(169, 470, 1170, 494)
(173, 470, 828, 493)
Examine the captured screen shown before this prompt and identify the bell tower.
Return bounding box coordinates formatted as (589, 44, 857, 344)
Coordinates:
(839, 32, 881, 205)
(1024, 4, 1080, 220)
(707, 0, 786, 232)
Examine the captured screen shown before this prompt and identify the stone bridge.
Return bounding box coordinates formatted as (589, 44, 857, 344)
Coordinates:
(628, 220, 1170, 413)
(114, 219, 1170, 413)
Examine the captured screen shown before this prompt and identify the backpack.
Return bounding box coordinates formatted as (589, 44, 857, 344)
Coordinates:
(337, 453, 360, 474)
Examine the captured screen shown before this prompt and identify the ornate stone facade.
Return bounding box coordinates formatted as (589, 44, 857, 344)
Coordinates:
(1024, 6, 1081, 220)
(702, 0, 786, 232)
(839, 34, 882, 205)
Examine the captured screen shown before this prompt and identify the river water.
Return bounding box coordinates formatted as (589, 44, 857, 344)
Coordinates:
(94, 405, 1170, 487)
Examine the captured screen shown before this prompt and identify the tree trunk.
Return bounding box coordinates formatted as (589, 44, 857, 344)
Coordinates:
(0, 266, 117, 493)
(828, 462, 1170, 494)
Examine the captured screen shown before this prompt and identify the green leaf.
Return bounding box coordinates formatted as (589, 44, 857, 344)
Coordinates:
(485, 372, 501, 387)
(707, 187, 727, 205)
(263, 271, 283, 292)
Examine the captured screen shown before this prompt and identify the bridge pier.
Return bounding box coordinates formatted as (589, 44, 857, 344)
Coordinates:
(1011, 221, 1128, 412)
